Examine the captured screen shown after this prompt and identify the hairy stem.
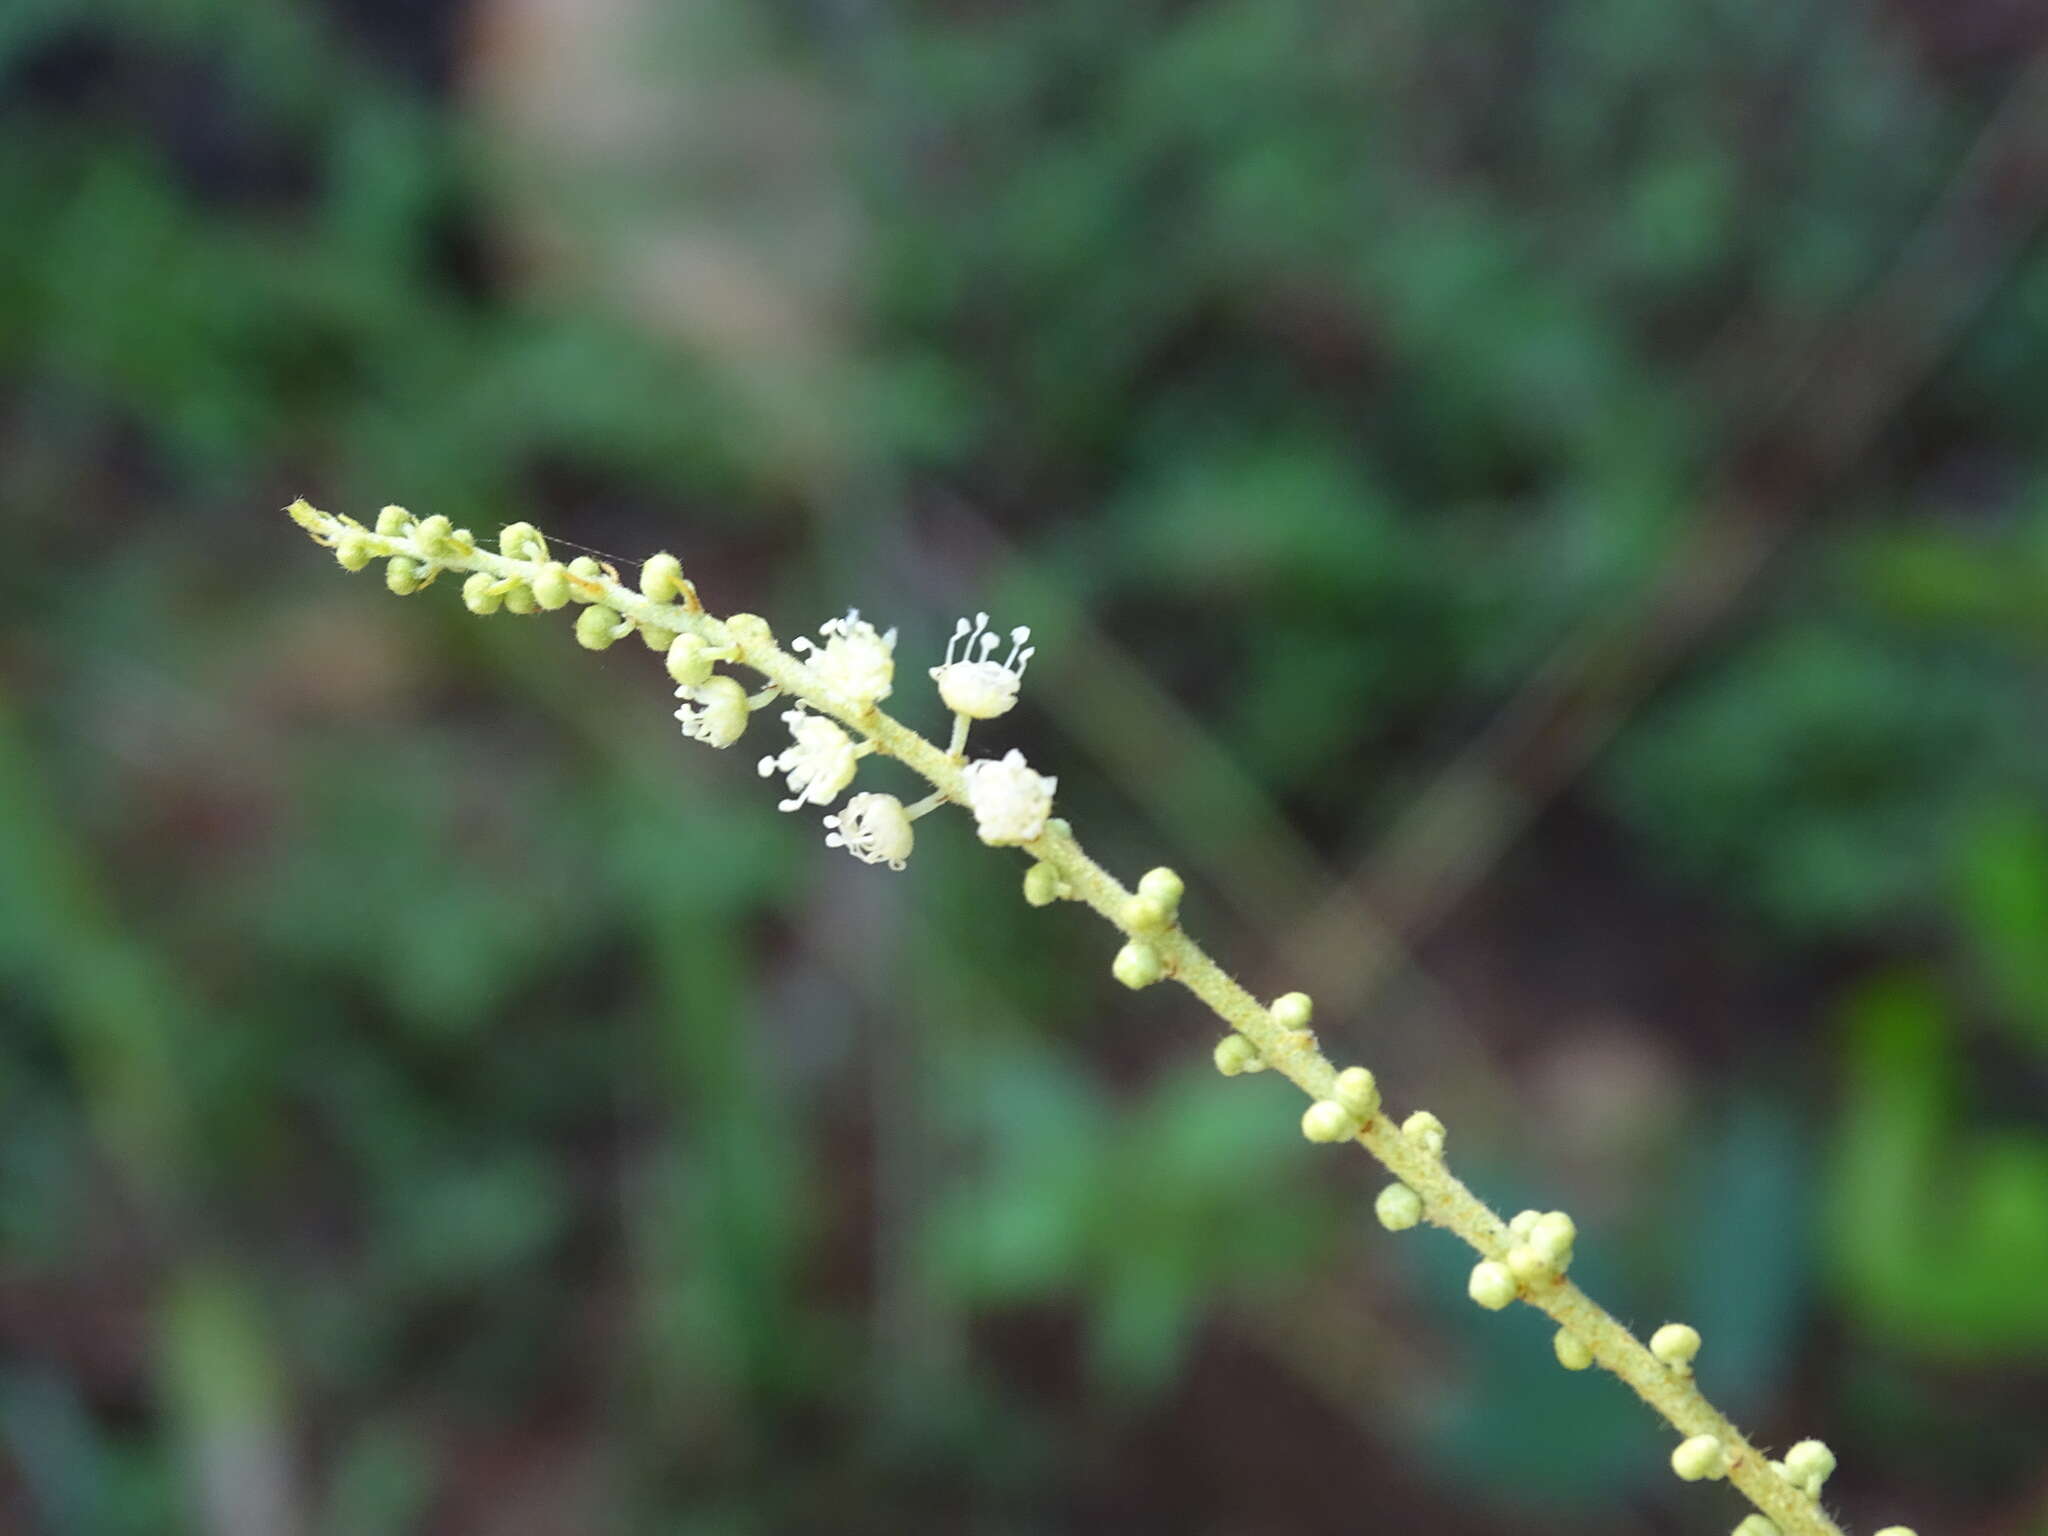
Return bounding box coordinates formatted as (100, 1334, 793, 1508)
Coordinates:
(288, 500, 1853, 1536)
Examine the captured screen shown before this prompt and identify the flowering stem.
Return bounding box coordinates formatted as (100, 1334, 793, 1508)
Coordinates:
(288, 500, 1861, 1536)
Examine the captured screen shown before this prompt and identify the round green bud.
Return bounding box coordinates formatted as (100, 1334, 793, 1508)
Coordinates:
(333, 533, 374, 572)
(575, 604, 622, 650)
(641, 551, 685, 602)
(385, 556, 423, 595)
(1529, 1211, 1576, 1266)
(1553, 1329, 1593, 1371)
(1782, 1440, 1835, 1494)
(1300, 1100, 1357, 1144)
(1733, 1516, 1779, 1536)
(501, 582, 538, 615)
(1402, 1110, 1447, 1156)
(498, 521, 549, 562)
(531, 564, 572, 610)
(566, 556, 604, 599)
(666, 634, 716, 687)
(1872, 1528, 1918, 1536)
(412, 513, 456, 556)
(1137, 866, 1184, 913)
(1507, 1244, 1555, 1286)
(1671, 1435, 1726, 1482)
(1467, 1260, 1515, 1311)
(1333, 1066, 1379, 1118)
(639, 623, 677, 652)
(1375, 1182, 1422, 1231)
(1124, 894, 1173, 933)
(1509, 1209, 1543, 1239)
(375, 504, 413, 536)
(1023, 862, 1063, 907)
(1651, 1323, 1701, 1372)
(725, 613, 774, 653)
(1111, 940, 1164, 990)
(461, 572, 503, 615)
(1270, 992, 1313, 1031)
(1213, 1034, 1262, 1077)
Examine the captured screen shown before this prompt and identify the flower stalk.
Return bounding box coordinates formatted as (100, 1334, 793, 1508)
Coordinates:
(286, 499, 1909, 1536)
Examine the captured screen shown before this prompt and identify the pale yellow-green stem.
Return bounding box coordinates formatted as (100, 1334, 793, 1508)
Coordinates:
(287, 500, 1864, 1536)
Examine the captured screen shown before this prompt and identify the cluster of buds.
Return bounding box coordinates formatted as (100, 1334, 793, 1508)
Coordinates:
(1110, 868, 1186, 990)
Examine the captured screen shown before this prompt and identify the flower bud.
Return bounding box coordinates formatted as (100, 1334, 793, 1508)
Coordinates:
(575, 604, 621, 650)
(666, 634, 716, 687)
(499, 521, 549, 561)
(1529, 1211, 1576, 1268)
(1783, 1440, 1835, 1495)
(1467, 1260, 1515, 1310)
(641, 551, 685, 602)
(385, 557, 423, 595)
(1651, 1323, 1701, 1373)
(1023, 862, 1063, 907)
(1270, 992, 1313, 1031)
(1402, 1110, 1447, 1156)
(501, 581, 537, 614)
(1300, 1101, 1357, 1143)
(461, 572, 503, 615)
(1375, 1183, 1422, 1231)
(1553, 1329, 1593, 1371)
(1124, 894, 1174, 933)
(412, 513, 456, 556)
(531, 564, 571, 610)
(1671, 1436, 1726, 1482)
(375, 504, 413, 536)
(1507, 1245, 1555, 1286)
(334, 532, 374, 572)
(1137, 866, 1184, 914)
(1112, 940, 1164, 990)
(1333, 1066, 1379, 1119)
(1212, 1034, 1262, 1077)
(566, 556, 604, 598)
(1733, 1516, 1779, 1536)
(639, 624, 677, 652)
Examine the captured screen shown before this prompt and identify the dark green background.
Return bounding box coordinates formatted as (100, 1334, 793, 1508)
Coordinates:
(2, 1, 2045, 1532)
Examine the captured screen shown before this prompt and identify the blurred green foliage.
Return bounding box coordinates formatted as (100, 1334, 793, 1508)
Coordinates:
(3, 0, 2046, 1532)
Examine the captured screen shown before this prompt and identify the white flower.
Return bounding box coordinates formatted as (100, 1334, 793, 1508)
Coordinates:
(931, 612, 1034, 720)
(793, 608, 897, 709)
(823, 792, 915, 870)
(674, 675, 750, 748)
(757, 707, 860, 811)
(961, 749, 1056, 845)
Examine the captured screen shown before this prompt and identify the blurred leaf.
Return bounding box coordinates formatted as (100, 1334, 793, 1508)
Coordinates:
(1955, 801, 2048, 1049)
(318, 1423, 433, 1536)
(1606, 625, 2024, 935)
(1827, 974, 2048, 1354)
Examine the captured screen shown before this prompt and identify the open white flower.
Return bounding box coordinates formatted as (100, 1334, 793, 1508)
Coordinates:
(823, 792, 915, 870)
(931, 612, 1034, 720)
(757, 707, 861, 811)
(793, 609, 897, 710)
(674, 675, 750, 748)
(961, 749, 1056, 845)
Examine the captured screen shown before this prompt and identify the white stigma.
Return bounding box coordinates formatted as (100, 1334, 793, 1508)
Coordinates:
(757, 707, 861, 812)
(931, 612, 1034, 720)
(961, 749, 1057, 846)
